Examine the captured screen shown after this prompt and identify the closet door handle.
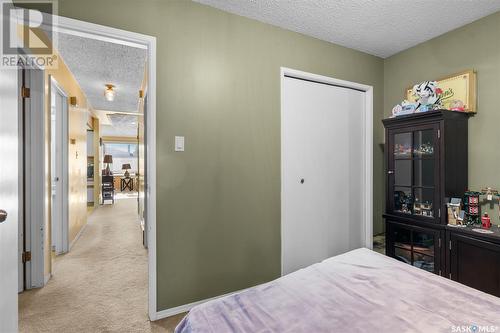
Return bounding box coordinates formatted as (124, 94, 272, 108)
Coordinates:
(0, 209, 7, 223)
(387, 170, 394, 174)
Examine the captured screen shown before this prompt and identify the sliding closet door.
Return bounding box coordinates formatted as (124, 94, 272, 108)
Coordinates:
(282, 76, 365, 275)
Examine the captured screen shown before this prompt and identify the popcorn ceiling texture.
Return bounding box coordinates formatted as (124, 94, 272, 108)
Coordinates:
(195, 0, 500, 58)
(101, 114, 140, 137)
(56, 33, 147, 112)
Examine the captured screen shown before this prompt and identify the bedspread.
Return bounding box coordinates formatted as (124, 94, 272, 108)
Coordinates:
(175, 248, 500, 333)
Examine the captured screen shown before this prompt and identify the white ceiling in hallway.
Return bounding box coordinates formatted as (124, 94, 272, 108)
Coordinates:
(56, 32, 147, 112)
(194, 0, 500, 58)
(100, 113, 139, 137)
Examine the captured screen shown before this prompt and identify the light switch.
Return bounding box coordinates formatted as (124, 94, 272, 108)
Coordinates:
(175, 136, 185, 152)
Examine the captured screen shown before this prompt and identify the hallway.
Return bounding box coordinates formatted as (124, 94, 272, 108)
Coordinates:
(19, 198, 182, 332)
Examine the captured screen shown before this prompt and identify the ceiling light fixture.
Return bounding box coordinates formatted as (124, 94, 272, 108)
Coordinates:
(104, 84, 115, 101)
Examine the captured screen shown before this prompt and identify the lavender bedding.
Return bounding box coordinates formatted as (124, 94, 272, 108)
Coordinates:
(175, 248, 500, 333)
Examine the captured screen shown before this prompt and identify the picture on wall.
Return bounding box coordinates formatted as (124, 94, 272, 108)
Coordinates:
(405, 70, 477, 113)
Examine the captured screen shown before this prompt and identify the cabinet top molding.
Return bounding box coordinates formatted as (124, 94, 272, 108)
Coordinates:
(383, 109, 471, 127)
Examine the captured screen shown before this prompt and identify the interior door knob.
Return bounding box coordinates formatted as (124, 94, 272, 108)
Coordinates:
(300, 178, 305, 184)
(0, 209, 7, 223)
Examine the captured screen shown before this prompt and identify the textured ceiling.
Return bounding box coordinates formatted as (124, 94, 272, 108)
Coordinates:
(56, 32, 147, 112)
(101, 114, 139, 137)
(194, 0, 500, 58)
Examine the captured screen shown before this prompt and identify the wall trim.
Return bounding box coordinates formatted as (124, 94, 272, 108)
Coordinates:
(43, 273, 51, 286)
(155, 288, 247, 320)
(280, 67, 374, 276)
(69, 223, 87, 251)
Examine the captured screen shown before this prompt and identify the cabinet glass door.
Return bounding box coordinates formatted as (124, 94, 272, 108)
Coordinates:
(389, 126, 439, 221)
(387, 222, 440, 275)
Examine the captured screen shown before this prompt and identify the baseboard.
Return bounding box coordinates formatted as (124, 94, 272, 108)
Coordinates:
(154, 288, 245, 321)
(69, 223, 87, 250)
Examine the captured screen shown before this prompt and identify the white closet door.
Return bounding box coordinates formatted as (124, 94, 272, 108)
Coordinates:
(0, 67, 19, 332)
(282, 76, 365, 275)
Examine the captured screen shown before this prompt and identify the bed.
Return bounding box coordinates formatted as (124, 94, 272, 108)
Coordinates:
(175, 248, 500, 333)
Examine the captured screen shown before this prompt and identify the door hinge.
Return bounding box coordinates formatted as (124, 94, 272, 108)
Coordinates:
(22, 251, 31, 263)
(449, 240, 452, 250)
(21, 86, 30, 98)
(438, 238, 441, 248)
(438, 208, 441, 218)
(437, 129, 441, 139)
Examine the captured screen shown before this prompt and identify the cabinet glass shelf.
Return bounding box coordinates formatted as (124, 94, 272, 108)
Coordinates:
(390, 128, 437, 219)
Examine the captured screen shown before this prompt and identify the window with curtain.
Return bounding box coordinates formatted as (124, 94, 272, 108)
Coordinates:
(103, 142, 138, 174)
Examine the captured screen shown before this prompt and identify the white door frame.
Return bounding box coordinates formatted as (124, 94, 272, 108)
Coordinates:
(20, 16, 159, 320)
(280, 67, 373, 275)
(23, 68, 46, 289)
(49, 76, 69, 255)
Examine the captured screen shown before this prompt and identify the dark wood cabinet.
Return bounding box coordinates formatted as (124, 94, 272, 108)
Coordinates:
(448, 228, 500, 297)
(382, 110, 469, 277)
(383, 110, 500, 298)
(383, 110, 469, 225)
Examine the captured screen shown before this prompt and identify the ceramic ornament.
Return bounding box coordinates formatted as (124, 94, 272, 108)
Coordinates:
(412, 81, 443, 112)
(391, 104, 402, 117)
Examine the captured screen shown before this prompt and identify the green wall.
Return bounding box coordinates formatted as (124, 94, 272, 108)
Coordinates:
(384, 11, 500, 224)
(58, 0, 384, 310)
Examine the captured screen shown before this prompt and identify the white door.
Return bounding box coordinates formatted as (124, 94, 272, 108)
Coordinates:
(51, 81, 68, 254)
(282, 75, 365, 275)
(0, 69, 19, 331)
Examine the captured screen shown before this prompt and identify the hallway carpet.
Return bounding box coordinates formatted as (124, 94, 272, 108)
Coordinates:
(19, 198, 185, 332)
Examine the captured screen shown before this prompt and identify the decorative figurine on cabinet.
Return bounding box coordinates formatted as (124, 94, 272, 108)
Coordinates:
(390, 80, 444, 117)
(481, 187, 499, 201)
(463, 191, 481, 225)
(414, 142, 434, 156)
(401, 196, 413, 214)
(394, 143, 412, 157)
(481, 187, 500, 228)
(414, 200, 433, 217)
(449, 99, 465, 112)
(447, 198, 462, 225)
(395, 190, 413, 214)
(412, 81, 443, 112)
(481, 213, 491, 229)
(391, 100, 417, 117)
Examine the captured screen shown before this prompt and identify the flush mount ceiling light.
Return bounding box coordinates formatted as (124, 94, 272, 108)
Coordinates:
(104, 84, 116, 101)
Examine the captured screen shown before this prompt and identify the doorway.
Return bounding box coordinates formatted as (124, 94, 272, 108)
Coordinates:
(50, 78, 69, 255)
(0, 15, 158, 333)
(280, 68, 373, 275)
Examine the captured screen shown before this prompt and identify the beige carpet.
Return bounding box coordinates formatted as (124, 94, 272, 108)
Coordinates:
(19, 198, 185, 332)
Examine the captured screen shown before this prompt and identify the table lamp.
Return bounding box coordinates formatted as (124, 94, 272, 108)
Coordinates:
(103, 155, 113, 175)
(122, 163, 131, 178)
